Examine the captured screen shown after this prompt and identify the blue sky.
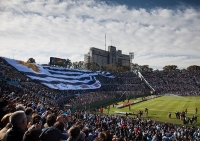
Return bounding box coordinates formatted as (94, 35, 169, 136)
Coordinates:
(107, 0, 200, 9)
(0, 0, 200, 69)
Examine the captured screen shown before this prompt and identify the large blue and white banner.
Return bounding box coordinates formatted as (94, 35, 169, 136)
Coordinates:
(4, 58, 114, 90)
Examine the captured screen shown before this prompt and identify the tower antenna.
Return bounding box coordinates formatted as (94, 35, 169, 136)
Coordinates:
(105, 34, 106, 51)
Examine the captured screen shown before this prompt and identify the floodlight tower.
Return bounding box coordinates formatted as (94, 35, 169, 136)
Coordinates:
(129, 52, 134, 72)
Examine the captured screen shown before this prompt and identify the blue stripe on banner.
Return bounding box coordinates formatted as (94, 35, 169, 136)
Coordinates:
(43, 67, 95, 74)
(32, 76, 96, 85)
(23, 72, 91, 81)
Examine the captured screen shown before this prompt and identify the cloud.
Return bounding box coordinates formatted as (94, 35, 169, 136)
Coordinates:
(0, 0, 200, 69)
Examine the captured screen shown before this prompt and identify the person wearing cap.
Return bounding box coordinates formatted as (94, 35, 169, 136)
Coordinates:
(39, 126, 68, 141)
(2, 111, 27, 141)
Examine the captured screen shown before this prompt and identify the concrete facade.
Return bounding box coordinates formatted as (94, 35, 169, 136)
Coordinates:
(84, 46, 130, 68)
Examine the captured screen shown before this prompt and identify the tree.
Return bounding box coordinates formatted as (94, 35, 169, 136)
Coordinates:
(101, 65, 107, 71)
(113, 62, 122, 72)
(84, 62, 100, 71)
(27, 58, 36, 63)
(130, 63, 140, 74)
(131, 64, 153, 72)
(122, 65, 130, 72)
(104, 64, 114, 72)
(77, 61, 85, 70)
(65, 59, 72, 68)
(163, 65, 178, 71)
(140, 65, 153, 72)
(90, 62, 100, 71)
(72, 62, 78, 69)
(84, 62, 91, 70)
(72, 61, 84, 69)
(100, 63, 130, 72)
(187, 65, 200, 71)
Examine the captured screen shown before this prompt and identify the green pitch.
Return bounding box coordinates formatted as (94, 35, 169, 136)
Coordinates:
(103, 95, 200, 126)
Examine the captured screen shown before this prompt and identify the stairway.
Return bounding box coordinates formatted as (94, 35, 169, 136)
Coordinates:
(138, 72, 155, 92)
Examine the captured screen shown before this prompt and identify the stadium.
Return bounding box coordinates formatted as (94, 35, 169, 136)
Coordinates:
(0, 56, 200, 141)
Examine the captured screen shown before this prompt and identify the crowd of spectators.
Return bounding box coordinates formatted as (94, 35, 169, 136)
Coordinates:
(140, 70, 200, 96)
(67, 72, 151, 107)
(1, 57, 200, 141)
(0, 57, 151, 109)
(1, 94, 200, 141)
(98, 72, 148, 93)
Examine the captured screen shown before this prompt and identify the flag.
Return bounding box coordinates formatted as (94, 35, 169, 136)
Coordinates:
(4, 57, 106, 90)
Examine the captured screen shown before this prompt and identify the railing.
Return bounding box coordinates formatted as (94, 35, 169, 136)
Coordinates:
(138, 72, 155, 92)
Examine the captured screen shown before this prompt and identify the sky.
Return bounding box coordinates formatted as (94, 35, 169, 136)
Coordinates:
(0, 0, 200, 70)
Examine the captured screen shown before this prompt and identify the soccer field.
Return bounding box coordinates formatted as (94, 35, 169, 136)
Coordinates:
(104, 95, 200, 126)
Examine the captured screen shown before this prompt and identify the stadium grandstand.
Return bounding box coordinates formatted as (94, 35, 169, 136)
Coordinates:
(1, 56, 200, 141)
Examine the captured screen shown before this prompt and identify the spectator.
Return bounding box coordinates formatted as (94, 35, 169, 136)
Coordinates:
(22, 129, 42, 141)
(16, 104, 25, 112)
(1, 57, 200, 141)
(53, 121, 68, 137)
(0, 94, 12, 121)
(0, 123, 12, 141)
(78, 132, 86, 141)
(0, 113, 12, 130)
(2, 111, 27, 141)
(27, 114, 42, 131)
(25, 107, 34, 123)
(67, 126, 81, 141)
(39, 127, 68, 141)
(94, 131, 112, 141)
(44, 114, 56, 128)
(82, 127, 93, 141)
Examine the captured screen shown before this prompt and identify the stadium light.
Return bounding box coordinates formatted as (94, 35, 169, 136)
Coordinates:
(129, 52, 134, 72)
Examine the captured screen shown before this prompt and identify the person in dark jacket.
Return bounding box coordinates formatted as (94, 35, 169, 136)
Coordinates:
(0, 94, 9, 121)
(0, 93, 14, 121)
(2, 111, 27, 141)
